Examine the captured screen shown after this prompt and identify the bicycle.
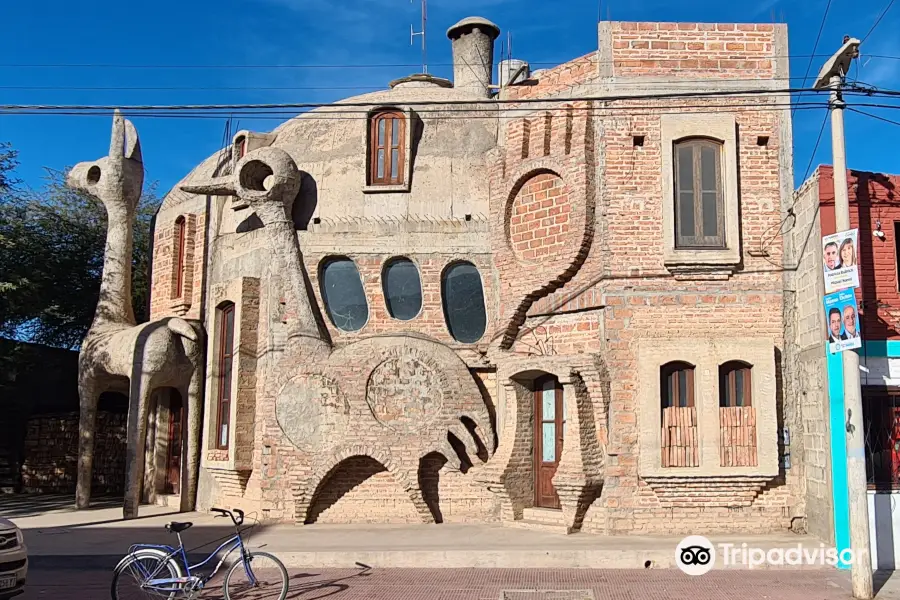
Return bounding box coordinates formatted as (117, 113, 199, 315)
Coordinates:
(111, 507, 288, 600)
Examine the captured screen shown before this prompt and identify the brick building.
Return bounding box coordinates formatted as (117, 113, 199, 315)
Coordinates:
(142, 16, 814, 535)
(790, 166, 900, 566)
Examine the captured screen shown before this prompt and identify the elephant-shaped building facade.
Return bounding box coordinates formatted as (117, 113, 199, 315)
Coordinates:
(142, 16, 814, 536)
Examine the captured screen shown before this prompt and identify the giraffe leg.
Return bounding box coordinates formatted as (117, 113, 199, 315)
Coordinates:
(123, 374, 153, 520)
(75, 374, 101, 510)
(180, 364, 203, 514)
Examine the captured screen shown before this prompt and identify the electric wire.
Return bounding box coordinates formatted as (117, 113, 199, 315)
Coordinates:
(793, 0, 833, 118)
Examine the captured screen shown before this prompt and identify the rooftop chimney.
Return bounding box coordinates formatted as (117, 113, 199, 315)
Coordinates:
(446, 16, 500, 99)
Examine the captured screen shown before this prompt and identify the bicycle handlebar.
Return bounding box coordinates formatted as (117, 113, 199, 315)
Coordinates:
(211, 507, 245, 526)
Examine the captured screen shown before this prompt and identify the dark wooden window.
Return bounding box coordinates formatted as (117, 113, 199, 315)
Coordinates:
(173, 216, 186, 299)
(674, 138, 725, 248)
(216, 302, 235, 450)
(236, 136, 247, 159)
(661, 362, 695, 408)
(719, 361, 752, 407)
(370, 111, 405, 185)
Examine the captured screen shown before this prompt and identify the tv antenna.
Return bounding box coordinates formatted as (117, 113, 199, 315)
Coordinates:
(410, 0, 427, 73)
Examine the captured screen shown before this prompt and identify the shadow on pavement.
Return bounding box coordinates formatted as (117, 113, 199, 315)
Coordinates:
(0, 494, 122, 518)
(874, 569, 895, 596)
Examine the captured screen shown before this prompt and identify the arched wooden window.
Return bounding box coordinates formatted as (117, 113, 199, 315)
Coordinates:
(660, 361, 695, 408)
(173, 216, 186, 299)
(216, 302, 235, 450)
(660, 361, 698, 467)
(719, 361, 752, 407)
(236, 135, 247, 159)
(674, 138, 725, 248)
(370, 111, 405, 185)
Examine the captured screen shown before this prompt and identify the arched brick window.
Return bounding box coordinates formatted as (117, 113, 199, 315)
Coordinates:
(719, 361, 752, 407)
(673, 138, 725, 248)
(369, 110, 405, 185)
(172, 216, 187, 299)
(382, 257, 422, 321)
(215, 302, 235, 450)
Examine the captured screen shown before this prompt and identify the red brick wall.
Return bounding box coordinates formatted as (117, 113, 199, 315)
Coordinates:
(150, 211, 206, 321)
(509, 173, 572, 262)
(818, 165, 900, 339)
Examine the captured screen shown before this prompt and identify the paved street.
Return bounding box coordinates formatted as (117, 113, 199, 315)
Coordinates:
(18, 566, 900, 600)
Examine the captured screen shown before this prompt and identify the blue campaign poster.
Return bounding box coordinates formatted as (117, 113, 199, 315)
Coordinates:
(824, 289, 862, 354)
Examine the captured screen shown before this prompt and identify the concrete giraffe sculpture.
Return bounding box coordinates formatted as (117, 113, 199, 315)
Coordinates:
(182, 147, 495, 523)
(70, 112, 204, 519)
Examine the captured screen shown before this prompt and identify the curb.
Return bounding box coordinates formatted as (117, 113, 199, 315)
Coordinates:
(28, 550, 839, 571)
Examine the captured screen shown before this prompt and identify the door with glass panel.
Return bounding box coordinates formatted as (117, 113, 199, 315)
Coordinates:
(533, 375, 565, 509)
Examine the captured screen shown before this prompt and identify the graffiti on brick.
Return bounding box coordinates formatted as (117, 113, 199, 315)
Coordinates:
(276, 374, 349, 451)
(366, 356, 444, 431)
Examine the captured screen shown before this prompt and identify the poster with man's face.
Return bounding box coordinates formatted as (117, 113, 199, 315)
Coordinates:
(824, 289, 862, 353)
(823, 229, 860, 293)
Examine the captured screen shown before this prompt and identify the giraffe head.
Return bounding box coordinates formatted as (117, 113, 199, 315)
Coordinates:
(67, 110, 144, 213)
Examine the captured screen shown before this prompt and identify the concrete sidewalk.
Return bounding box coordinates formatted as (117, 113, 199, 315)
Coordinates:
(4, 496, 840, 570)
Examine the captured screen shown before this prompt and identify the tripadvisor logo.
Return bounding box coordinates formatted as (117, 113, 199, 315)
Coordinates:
(676, 536, 716, 576)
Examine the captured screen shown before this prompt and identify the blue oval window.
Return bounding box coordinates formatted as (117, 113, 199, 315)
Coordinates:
(383, 257, 422, 321)
(441, 262, 486, 343)
(320, 257, 368, 332)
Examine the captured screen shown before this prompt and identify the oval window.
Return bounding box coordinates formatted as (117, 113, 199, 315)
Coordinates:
(320, 257, 368, 332)
(441, 262, 487, 343)
(382, 258, 422, 321)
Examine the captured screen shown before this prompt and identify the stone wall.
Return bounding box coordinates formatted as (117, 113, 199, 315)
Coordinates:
(21, 412, 127, 495)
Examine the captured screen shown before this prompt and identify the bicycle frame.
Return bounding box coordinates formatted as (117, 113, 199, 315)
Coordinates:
(126, 530, 257, 594)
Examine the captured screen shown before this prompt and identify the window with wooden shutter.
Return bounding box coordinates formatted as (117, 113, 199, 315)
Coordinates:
(215, 302, 235, 450)
(369, 111, 405, 185)
(674, 138, 725, 248)
(173, 216, 186, 299)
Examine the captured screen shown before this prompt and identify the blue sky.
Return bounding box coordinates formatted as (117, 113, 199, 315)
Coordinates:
(1, 0, 899, 196)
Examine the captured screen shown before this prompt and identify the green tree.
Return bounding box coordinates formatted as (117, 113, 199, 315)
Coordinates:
(0, 150, 160, 349)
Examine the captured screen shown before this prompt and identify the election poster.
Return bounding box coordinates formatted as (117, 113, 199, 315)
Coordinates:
(822, 229, 860, 294)
(824, 289, 862, 354)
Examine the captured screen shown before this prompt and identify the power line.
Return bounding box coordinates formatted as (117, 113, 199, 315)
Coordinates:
(0, 86, 836, 112)
(0, 104, 829, 121)
(802, 112, 830, 183)
(4, 53, 900, 70)
(862, 0, 896, 43)
(0, 75, 819, 92)
(848, 106, 900, 127)
(793, 0, 832, 118)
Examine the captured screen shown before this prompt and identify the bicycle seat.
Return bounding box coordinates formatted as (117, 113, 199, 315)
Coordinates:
(166, 521, 193, 533)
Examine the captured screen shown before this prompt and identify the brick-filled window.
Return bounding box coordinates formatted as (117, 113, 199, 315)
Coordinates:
(719, 361, 757, 467)
(369, 111, 405, 185)
(674, 138, 725, 248)
(215, 302, 235, 450)
(660, 361, 698, 467)
(172, 216, 187, 299)
(719, 361, 752, 407)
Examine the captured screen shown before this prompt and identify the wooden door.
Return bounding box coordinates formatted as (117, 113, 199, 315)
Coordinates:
(164, 394, 184, 495)
(534, 376, 564, 509)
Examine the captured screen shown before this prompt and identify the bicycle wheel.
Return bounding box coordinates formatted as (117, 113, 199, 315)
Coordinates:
(223, 551, 289, 600)
(111, 549, 183, 600)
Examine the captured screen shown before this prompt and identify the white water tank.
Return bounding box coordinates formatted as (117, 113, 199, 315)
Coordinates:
(499, 59, 530, 87)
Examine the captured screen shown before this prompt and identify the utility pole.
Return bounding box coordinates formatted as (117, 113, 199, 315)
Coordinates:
(814, 37, 872, 600)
